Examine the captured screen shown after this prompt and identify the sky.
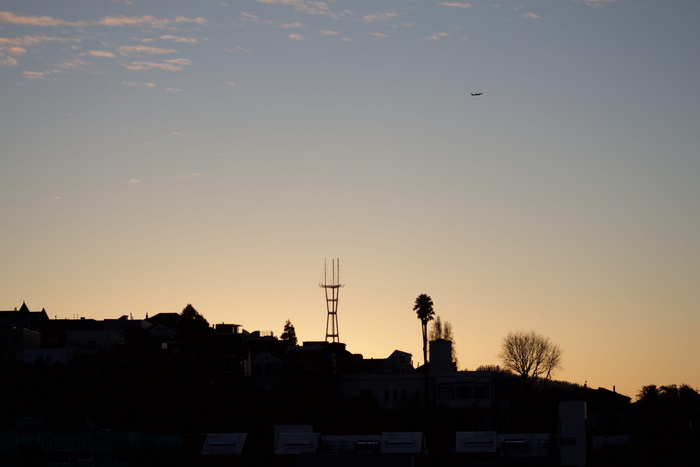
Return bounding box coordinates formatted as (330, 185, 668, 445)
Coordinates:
(2, 0, 699, 398)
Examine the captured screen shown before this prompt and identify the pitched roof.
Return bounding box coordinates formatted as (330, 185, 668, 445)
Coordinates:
(0, 303, 49, 330)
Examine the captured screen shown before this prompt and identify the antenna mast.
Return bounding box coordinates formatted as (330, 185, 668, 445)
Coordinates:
(320, 258, 344, 343)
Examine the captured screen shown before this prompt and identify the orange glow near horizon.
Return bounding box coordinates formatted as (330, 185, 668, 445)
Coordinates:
(3, 0, 700, 401)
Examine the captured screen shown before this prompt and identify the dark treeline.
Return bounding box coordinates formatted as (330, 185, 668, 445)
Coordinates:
(2, 352, 699, 465)
(1, 304, 699, 466)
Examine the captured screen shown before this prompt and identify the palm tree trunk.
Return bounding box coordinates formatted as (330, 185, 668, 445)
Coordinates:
(422, 322, 429, 407)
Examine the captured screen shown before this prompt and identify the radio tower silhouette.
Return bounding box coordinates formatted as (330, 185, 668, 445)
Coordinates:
(320, 258, 344, 343)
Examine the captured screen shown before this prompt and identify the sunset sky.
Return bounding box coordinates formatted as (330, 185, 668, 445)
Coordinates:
(2, 0, 699, 398)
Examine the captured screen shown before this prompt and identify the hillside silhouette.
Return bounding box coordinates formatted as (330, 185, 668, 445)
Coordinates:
(1, 302, 698, 466)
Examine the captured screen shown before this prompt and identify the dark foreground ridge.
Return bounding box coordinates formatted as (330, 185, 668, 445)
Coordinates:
(1, 303, 698, 466)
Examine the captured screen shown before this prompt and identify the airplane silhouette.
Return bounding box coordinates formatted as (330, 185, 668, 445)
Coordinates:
(471, 92, 483, 96)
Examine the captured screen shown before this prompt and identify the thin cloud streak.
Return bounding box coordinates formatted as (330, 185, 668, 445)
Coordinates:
(22, 69, 61, 79)
(584, 0, 619, 6)
(119, 81, 156, 87)
(0, 11, 76, 27)
(440, 2, 472, 8)
(424, 32, 449, 41)
(117, 45, 177, 55)
(87, 50, 116, 58)
(0, 11, 206, 28)
(123, 58, 191, 71)
(362, 12, 398, 23)
(0, 35, 83, 46)
(0, 56, 19, 66)
(255, 0, 331, 16)
(160, 35, 198, 43)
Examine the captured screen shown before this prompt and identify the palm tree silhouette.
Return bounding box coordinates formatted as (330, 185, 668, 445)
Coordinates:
(413, 294, 435, 368)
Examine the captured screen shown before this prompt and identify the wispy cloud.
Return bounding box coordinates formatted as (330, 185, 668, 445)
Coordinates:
(319, 29, 351, 41)
(56, 58, 90, 71)
(440, 2, 472, 8)
(368, 32, 388, 40)
(224, 46, 252, 54)
(5, 39, 83, 68)
(424, 32, 449, 41)
(238, 13, 276, 28)
(239, 12, 266, 24)
(0, 35, 84, 47)
(4, 46, 27, 55)
(288, 33, 305, 41)
(584, 0, 618, 6)
(256, 0, 303, 4)
(128, 178, 140, 184)
(0, 55, 19, 66)
(238, 12, 305, 30)
(522, 12, 542, 19)
(119, 81, 156, 87)
(362, 12, 398, 23)
(22, 69, 61, 79)
(123, 58, 191, 71)
(159, 131, 186, 136)
(117, 45, 177, 55)
(0, 11, 77, 26)
(95, 15, 207, 28)
(226, 80, 236, 87)
(160, 35, 198, 43)
(87, 50, 116, 58)
(0, 44, 26, 66)
(256, 0, 331, 16)
(0, 11, 206, 28)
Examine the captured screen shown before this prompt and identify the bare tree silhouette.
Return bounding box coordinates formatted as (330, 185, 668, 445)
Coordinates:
(429, 315, 458, 368)
(499, 330, 563, 388)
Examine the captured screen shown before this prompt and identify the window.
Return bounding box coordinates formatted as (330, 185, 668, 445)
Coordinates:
(115, 449, 129, 464)
(48, 450, 70, 464)
(473, 386, 490, 399)
(438, 386, 455, 400)
(457, 386, 472, 399)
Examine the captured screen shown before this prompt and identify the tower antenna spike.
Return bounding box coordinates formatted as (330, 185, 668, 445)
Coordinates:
(320, 258, 344, 343)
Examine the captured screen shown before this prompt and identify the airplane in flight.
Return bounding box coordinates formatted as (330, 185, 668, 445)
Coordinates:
(471, 92, 483, 96)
